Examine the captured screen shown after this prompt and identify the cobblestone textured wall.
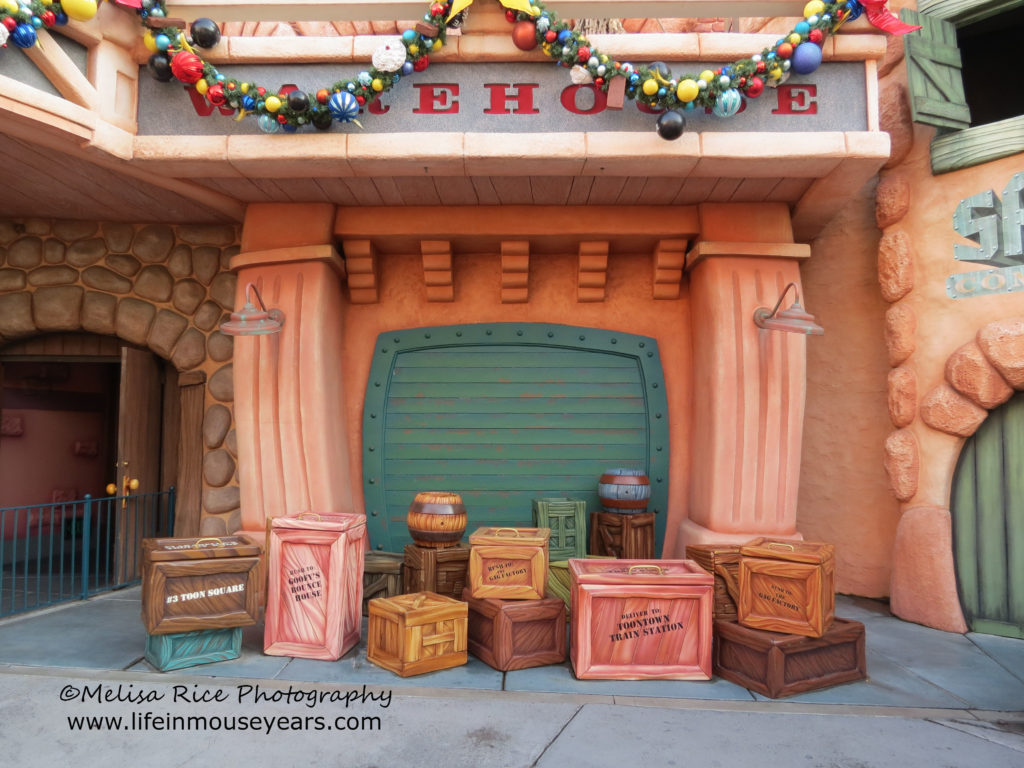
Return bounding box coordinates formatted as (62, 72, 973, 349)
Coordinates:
(0, 218, 240, 535)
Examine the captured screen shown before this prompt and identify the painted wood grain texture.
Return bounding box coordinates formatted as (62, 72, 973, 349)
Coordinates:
(402, 543, 469, 599)
(264, 513, 367, 660)
(362, 551, 403, 615)
(463, 587, 566, 670)
(713, 618, 866, 698)
(469, 547, 548, 600)
(589, 512, 655, 559)
(366, 592, 468, 677)
(144, 628, 242, 672)
(533, 498, 587, 560)
(141, 537, 261, 634)
(686, 544, 742, 621)
(569, 559, 713, 680)
(738, 551, 835, 638)
(951, 393, 1024, 638)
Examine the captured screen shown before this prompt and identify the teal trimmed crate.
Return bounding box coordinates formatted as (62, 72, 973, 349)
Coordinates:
(145, 627, 242, 672)
(532, 497, 587, 560)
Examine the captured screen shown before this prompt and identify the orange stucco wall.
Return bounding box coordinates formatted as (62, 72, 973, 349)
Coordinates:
(338, 250, 694, 555)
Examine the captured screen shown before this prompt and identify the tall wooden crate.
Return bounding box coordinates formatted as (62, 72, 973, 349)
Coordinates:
(589, 511, 655, 559)
(532, 498, 587, 560)
(402, 543, 469, 600)
(363, 551, 403, 615)
(367, 592, 468, 677)
(264, 512, 367, 660)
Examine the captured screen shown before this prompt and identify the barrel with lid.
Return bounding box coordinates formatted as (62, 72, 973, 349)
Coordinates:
(598, 468, 651, 513)
(407, 491, 468, 548)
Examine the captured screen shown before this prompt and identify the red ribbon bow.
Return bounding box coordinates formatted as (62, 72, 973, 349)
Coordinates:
(859, 0, 922, 35)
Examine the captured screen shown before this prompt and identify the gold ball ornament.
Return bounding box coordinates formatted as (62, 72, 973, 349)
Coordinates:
(699, 69, 715, 84)
(264, 95, 282, 112)
(676, 79, 699, 102)
(642, 78, 659, 96)
(60, 0, 99, 22)
(804, 0, 825, 17)
(1, 0, 19, 11)
(143, 32, 159, 53)
(371, 78, 384, 92)
(195, 78, 209, 95)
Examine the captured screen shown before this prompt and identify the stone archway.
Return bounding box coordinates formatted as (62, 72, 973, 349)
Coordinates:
(0, 219, 242, 536)
(887, 317, 1024, 632)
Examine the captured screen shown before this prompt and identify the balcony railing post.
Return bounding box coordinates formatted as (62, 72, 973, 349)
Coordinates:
(81, 495, 92, 600)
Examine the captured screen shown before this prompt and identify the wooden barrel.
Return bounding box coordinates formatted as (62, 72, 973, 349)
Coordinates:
(407, 491, 468, 548)
(597, 469, 650, 513)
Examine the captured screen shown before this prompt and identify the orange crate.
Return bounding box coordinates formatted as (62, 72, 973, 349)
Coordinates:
(367, 592, 468, 677)
(468, 527, 549, 600)
(570, 559, 713, 680)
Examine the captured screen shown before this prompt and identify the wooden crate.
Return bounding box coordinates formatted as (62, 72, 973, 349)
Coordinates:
(570, 559, 713, 680)
(363, 551, 403, 615)
(403, 543, 469, 600)
(685, 544, 742, 621)
(367, 592, 468, 677)
(589, 511, 655, 559)
(468, 527, 550, 600)
(145, 627, 242, 672)
(264, 512, 367, 661)
(738, 538, 835, 638)
(713, 618, 867, 698)
(532, 498, 587, 560)
(142, 536, 261, 635)
(547, 556, 615, 619)
(462, 587, 566, 671)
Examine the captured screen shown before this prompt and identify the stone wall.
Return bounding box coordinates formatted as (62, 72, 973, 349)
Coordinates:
(0, 218, 241, 536)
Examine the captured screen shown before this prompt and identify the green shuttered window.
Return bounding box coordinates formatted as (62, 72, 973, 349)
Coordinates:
(362, 323, 670, 554)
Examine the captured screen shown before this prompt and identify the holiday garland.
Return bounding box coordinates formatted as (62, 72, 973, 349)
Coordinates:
(0, 0, 919, 139)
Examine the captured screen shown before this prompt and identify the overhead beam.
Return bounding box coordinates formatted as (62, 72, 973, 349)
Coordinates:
(166, 0, 807, 22)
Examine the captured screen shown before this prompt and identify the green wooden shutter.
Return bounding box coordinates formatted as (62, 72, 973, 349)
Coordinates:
(362, 323, 670, 555)
(951, 392, 1024, 638)
(902, 9, 972, 130)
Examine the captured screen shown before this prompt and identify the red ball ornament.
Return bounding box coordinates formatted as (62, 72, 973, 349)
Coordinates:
(206, 83, 226, 105)
(756, 61, 766, 73)
(809, 29, 824, 44)
(356, 95, 366, 105)
(257, 87, 266, 96)
(171, 52, 204, 85)
(745, 76, 764, 98)
(316, 88, 329, 104)
(431, 3, 444, 16)
(594, 77, 604, 87)
(577, 46, 591, 61)
(3, 17, 17, 32)
(277, 114, 288, 124)
(777, 43, 793, 59)
(505, 9, 516, 22)
(511, 20, 537, 51)
(413, 55, 429, 72)
(544, 30, 556, 43)
(41, 10, 56, 27)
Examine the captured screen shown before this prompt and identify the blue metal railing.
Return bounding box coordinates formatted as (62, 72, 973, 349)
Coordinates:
(0, 487, 175, 618)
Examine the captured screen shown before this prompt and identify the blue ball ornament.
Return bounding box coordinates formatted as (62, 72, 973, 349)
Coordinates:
(258, 114, 280, 133)
(845, 1, 864, 21)
(281, 123, 298, 133)
(11, 24, 37, 48)
(402, 61, 414, 75)
(791, 42, 822, 75)
(55, 12, 68, 25)
(712, 88, 743, 118)
(795, 21, 810, 35)
(328, 91, 360, 123)
(402, 29, 416, 43)
(31, 16, 43, 29)
(557, 29, 572, 43)
(155, 34, 171, 51)
(242, 95, 256, 110)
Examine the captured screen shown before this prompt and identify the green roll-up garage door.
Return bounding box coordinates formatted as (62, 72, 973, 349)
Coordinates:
(362, 323, 670, 553)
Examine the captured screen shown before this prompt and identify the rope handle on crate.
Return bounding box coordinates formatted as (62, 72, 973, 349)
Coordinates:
(193, 537, 225, 548)
(628, 564, 665, 575)
(766, 542, 796, 551)
(297, 512, 322, 521)
(714, 565, 741, 605)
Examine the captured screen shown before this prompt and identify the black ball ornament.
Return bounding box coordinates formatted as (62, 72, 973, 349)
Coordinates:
(190, 17, 221, 49)
(148, 53, 174, 82)
(656, 110, 686, 141)
(287, 90, 311, 113)
(312, 110, 334, 130)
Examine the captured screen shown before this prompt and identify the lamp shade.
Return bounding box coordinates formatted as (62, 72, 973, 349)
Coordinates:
(219, 283, 285, 336)
(753, 283, 823, 335)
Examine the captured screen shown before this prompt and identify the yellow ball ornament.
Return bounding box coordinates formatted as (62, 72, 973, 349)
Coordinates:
(371, 78, 384, 92)
(60, 0, 99, 22)
(699, 70, 715, 84)
(408, 43, 419, 56)
(1, 0, 20, 11)
(195, 78, 209, 95)
(676, 79, 699, 102)
(143, 32, 159, 53)
(804, 0, 825, 18)
(642, 78, 659, 96)
(432, 39, 443, 51)
(264, 96, 282, 113)
(240, 83, 250, 94)
(768, 67, 782, 81)
(788, 33, 802, 46)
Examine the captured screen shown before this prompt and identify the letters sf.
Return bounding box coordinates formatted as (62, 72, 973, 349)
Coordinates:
(189, 83, 818, 118)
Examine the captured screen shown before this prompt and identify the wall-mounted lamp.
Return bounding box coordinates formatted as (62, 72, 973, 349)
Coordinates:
(219, 282, 285, 336)
(753, 282, 824, 336)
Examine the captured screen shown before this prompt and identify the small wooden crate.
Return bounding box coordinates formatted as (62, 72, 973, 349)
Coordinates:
(532, 498, 587, 560)
(145, 627, 242, 672)
(713, 618, 867, 698)
(462, 587, 566, 671)
(570, 559, 713, 680)
(547, 556, 615, 619)
(367, 592, 468, 677)
(685, 544, 742, 621)
(469, 527, 550, 600)
(738, 538, 835, 638)
(589, 511, 655, 559)
(264, 512, 367, 661)
(403, 543, 469, 600)
(363, 551, 403, 615)
(142, 536, 261, 635)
